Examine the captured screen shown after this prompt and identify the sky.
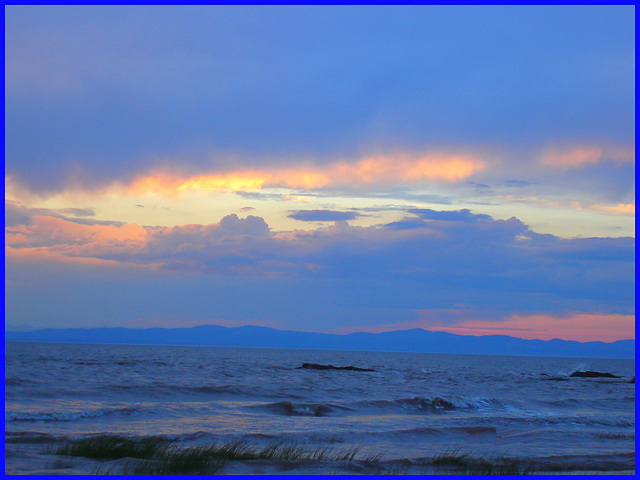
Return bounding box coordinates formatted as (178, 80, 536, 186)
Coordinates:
(4, 5, 635, 342)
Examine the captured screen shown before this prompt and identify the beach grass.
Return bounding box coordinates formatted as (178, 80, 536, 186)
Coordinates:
(51, 436, 537, 475)
(48, 434, 167, 460)
(52, 436, 361, 475)
(123, 441, 360, 474)
(430, 449, 535, 475)
(123, 445, 228, 475)
(431, 449, 472, 467)
(465, 461, 535, 475)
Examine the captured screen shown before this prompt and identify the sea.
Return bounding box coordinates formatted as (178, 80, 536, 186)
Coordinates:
(4, 342, 635, 474)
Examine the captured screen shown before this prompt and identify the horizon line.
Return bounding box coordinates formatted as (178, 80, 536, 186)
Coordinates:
(4, 323, 635, 345)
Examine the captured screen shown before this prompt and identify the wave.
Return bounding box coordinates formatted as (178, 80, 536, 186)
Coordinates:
(538, 398, 585, 407)
(5, 406, 139, 423)
(256, 401, 351, 417)
(103, 383, 249, 397)
(522, 452, 635, 472)
(70, 358, 170, 367)
(493, 413, 635, 428)
(252, 395, 505, 418)
(537, 374, 570, 382)
(567, 363, 591, 375)
(5, 432, 68, 444)
(356, 395, 502, 413)
(383, 426, 448, 437)
(5, 377, 37, 386)
(381, 452, 635, 473)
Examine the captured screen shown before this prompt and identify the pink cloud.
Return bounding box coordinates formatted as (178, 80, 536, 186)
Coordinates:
(420, 312, 635, 342)
(540, 145, 634, 169)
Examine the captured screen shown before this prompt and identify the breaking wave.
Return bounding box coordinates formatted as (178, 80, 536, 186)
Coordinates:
(356, 395, 502, 413)
(255, 401, 352, 417)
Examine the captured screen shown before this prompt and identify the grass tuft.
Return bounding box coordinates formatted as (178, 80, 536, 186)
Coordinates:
(430, 449, 535, 475)
(125, 445, 227, 475)
(364, 452, 384, 464)
(52, 437, 362, 474)
(122, 441, 360, 475)
(466, 461, 535, 475)
(52, 437, 535, 475)
(431, 449, 471, 466)
(48, 434, 167, 460)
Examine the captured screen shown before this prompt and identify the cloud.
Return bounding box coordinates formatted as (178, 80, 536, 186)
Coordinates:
(338, 310, 635, 342)
(585, 203, 635, 216)
(239, 206, 255, 212)
(6, 208, 633, 314)
(5, 6, 633, 203)
(6, 215, 147, 252)
(502, 180, 536, 188)
(59, 207, 95, 217)
(385, 208, 493, 230)
(4, 201, 121, 227)
(5, 205, 634, 334)
(288, 210, 360, 222)
(3, 6, 635, 340)
(409, 208, 492, 222)
(4, 152, 486, 203)
(539, 146, 634, 169)
(425, 313, 635, 343)
(119, 153, 487, 197)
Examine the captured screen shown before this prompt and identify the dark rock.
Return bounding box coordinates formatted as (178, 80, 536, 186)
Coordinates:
(569, 370, 621, 378)
(297, 362, 375, 372)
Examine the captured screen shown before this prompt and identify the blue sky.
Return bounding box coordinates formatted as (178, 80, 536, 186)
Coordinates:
(4, 6, 635, 341)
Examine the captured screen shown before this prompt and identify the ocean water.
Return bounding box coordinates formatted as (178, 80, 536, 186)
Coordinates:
(4, 342, 635, 474)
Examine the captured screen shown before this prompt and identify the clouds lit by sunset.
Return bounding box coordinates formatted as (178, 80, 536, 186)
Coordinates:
(5, 6, 634, 342)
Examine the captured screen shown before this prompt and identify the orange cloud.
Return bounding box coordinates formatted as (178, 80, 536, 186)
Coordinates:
(349, 311, 635, 342)
(501, 194, 635, 217)
(589, 203, 635, 216)
(5, 215, 148, 259)
(5, 245, 135, 267)
(428, 313, 635, 342)
(540, 145, 634, 168)
(126, 153, 485, 197)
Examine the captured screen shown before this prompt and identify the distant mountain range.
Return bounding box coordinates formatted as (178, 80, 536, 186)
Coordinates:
(4, 325, 635, 359)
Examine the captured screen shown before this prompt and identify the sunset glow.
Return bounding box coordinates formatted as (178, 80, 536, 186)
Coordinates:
(427, 313, 636, 343)
(5, 5, 634, 344)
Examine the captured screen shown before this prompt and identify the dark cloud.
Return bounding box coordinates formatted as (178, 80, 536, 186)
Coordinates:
(503, 180, 536, 188)
(4, 202, 31, 227)
(239, 206, 255, 212)
(219, 214, 270, 236)
(59, 207, 95, 217)
(384, 218, 428, 231)
(468, 182, 491, 189)
(4, 201, 122, 227)
(408, 208, 493, 223)
(6, 209, 634, 321)
(288, 210, 360, 222)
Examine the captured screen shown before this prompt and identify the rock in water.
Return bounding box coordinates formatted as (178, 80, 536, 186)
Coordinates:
(297, 363, 375, 372)
(569, 371, 621, 378)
